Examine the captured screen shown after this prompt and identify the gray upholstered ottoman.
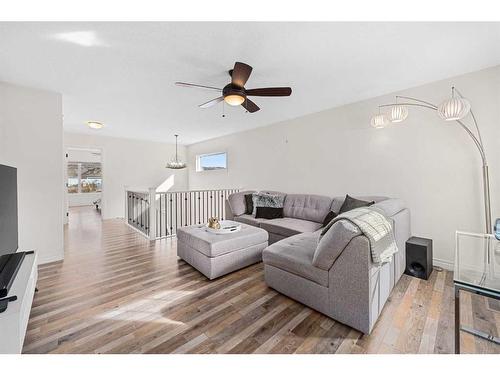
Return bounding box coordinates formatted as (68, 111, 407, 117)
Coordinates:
(176, 223, 268, 279)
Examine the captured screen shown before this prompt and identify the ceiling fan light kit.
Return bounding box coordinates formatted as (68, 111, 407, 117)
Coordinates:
(224, 94, 245, 106)
(175, 61, 292, 114)
(370, 87, 492, 235)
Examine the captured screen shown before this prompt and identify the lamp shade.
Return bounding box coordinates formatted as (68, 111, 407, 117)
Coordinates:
(389, 105, 409, 123)
(370, 113, 389, 129)
(437, 97, 470, 121)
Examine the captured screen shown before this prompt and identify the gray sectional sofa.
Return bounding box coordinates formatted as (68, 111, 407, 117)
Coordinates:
(226, 191, 411, 334)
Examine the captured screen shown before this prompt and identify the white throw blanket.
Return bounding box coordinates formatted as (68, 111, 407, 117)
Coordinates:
(333, 207, 398, 264)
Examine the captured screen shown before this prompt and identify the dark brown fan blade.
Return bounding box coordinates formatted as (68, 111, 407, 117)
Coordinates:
(245, 87, 292, 97)
(199, 96, 224, 108)
(231, 62, 253, 88)
(175, 82, 222, 92)
(241, 98, 260, 113)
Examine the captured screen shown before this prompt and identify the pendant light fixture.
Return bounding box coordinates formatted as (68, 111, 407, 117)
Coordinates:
(166, 134, 186, 170)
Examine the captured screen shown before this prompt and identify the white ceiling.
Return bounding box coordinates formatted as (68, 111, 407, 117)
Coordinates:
(1, 22, 500, 144)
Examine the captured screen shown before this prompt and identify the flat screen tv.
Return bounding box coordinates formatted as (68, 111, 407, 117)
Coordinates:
(0, 164, 18, 256)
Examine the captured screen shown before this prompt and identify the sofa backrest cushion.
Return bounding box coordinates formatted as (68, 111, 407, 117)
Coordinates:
(283, 194, 333, 224)
(227, 190, 256, 217)
(313, 220, 361, 270)
(371, 198, 406, 218)
(330, 195, 387, 214)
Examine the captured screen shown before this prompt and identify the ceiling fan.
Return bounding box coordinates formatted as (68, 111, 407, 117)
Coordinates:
(175, 61, 292, 113)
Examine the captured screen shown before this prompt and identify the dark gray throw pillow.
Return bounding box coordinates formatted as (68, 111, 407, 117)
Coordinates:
(244, 194, 254, 215)
(255, 207, 284, 219)
(339, 195, 374, 214)
(322, 211, 337, 228)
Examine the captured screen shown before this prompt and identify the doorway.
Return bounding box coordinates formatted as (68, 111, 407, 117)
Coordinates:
(64, 147, 103, 224)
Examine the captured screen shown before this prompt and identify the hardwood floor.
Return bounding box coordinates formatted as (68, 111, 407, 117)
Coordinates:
(22, 206, 499, 354)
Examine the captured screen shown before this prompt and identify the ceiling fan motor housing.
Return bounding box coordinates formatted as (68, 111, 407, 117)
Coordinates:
(222, 84, 246, 100)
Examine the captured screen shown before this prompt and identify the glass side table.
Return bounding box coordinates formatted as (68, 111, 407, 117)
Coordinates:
(454, 231, 500, 353)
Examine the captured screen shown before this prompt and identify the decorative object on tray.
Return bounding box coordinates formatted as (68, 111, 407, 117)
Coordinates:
(206, 220, 241, 235)
(207, 217, 221, 230)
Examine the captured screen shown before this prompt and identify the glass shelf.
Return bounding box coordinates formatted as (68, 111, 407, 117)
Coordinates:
(454, 231, 500, 295)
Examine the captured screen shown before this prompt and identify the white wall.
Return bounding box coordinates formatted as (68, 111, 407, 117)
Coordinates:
(187, 65, 500, 268)
(68, 148, 101, 163)
(0, 82, 64, 264)
(64, 132, 188, 219)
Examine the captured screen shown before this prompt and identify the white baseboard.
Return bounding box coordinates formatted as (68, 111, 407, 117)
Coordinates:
(37, 249, 64, 265)
(433, 257, 454, 271)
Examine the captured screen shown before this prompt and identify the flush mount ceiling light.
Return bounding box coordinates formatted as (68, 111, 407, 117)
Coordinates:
(166, 135, 186, 170)
(389, 104, 409, 123)
(370, 87, 492, 236)
(52, 31, 105, 47)
(370, 113, 389, 129)
(86, 121, 104, 129)
(437, 88, 471, 121)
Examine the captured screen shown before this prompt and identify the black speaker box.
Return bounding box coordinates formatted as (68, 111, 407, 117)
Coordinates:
(405, 237, 433, 280)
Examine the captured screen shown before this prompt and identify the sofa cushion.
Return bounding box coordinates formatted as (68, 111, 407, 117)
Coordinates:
(244, 194, 254, 214)
(283, 194, 332, 223)
(339, 195, 374, 214)
(260, 217, 322, 238)
(322, 211, 337, 227)
(330, 195, 387, 214)
(255, 207, 284, 219)
(228, 191, 256, 217)
(263, 232, 328, 286)
(252, 192, 285, 216)
(176, 223, 268, 258)
(313, 220, 362, 270)
(234, 214, 268, 227)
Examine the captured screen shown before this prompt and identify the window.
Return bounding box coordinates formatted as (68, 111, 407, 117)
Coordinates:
(67, 162, 102, 193)
(196, 152, 227, 172)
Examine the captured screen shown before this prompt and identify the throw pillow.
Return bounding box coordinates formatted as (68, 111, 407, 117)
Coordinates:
(252, 192, 285, 216)
(339, 195, 374, 214)
(322, 211, 337, 228)
(244, 194, 254, 215)
(255, 207, 284, 219)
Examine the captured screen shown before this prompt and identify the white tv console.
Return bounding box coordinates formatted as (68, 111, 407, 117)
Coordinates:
(0, 252, 38, 354)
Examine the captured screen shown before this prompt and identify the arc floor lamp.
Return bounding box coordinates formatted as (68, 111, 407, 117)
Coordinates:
(370, 87, 492, 234)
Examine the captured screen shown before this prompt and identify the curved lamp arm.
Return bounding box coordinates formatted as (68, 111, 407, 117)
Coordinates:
(377, 90, 491, 233)
(379, 95, 488, 166)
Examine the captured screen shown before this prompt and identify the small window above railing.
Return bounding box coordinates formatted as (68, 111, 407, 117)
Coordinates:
(196, 152, 227, 172)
